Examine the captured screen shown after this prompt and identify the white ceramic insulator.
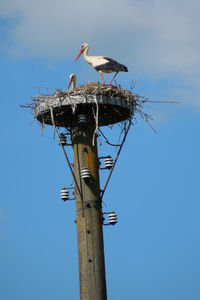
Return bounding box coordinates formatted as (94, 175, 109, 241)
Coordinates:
(108, 212, 118, 224)
(104, 157, 113, 169)
(78, 114, 88, 124)
(58, 133, 67, 146)
(60, 187, 69, 200)
(81, 168, 91, 179)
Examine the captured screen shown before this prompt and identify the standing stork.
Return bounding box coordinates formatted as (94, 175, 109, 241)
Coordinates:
(68, 73, 77, 89)
(75, 43, 128, 85)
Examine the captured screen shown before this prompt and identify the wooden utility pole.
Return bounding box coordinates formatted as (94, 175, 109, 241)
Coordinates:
(72, 123, 107, 300)
(34, 88, 135, 300)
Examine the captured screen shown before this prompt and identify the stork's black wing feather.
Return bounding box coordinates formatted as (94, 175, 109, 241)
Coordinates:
(95, 56, 128, 72)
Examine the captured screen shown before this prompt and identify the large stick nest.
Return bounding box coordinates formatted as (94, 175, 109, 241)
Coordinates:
(21, 82, 155, 130)
(59, 82, 139, 102)
(25, 83, 140, 108)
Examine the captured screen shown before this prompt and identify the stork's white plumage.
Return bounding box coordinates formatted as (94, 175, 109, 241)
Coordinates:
(68, 73, 77, 89)
(75, 43, 128, 85)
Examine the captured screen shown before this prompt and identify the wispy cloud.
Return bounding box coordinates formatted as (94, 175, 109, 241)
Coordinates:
(1, 0, 200, 107)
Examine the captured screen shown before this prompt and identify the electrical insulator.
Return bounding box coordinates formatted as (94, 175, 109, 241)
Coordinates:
(108, 212, 118, 225)
(104, 156, 114, 169)
(77, 114, 88, 124)
(60, 187, 69, 201)
(81, 167, 91, 180)
(58, 133, 67, 146)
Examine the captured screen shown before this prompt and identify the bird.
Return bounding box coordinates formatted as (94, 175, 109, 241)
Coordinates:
(68, 73, 77, 89)
(75, 43, 128, 85)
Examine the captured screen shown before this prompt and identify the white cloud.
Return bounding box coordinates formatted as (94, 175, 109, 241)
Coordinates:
(1, 0, 200, 107)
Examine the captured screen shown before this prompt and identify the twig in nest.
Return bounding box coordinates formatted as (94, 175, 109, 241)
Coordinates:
(140, 99, 180, 104)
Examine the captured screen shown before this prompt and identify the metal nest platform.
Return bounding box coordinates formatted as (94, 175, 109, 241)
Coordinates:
(33, 83, 139, 127)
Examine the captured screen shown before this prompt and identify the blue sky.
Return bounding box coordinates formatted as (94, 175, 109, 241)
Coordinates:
(1, 1, 200, 299)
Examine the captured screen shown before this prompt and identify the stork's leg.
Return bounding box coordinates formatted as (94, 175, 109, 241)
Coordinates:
(100, 72, 105, 85)
(109, 72, 119, 85)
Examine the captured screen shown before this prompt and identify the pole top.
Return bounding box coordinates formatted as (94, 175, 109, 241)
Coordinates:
(33, 84, 137, 128)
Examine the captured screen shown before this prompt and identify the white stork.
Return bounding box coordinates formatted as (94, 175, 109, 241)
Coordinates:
(75, 43, 128, 85)
(68, 73, 77, 89)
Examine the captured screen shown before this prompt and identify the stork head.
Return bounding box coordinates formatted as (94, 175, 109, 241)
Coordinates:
(75, 43, 89, 61)
(68, 73, 77, 89)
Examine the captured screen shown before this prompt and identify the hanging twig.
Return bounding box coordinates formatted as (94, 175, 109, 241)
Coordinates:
(136, 107, 157, 134)
(92, 98, 99, 146)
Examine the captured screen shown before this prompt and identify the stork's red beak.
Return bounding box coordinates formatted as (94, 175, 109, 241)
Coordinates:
(68, 77, 73, 89)
(75, 48, 84, 62)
